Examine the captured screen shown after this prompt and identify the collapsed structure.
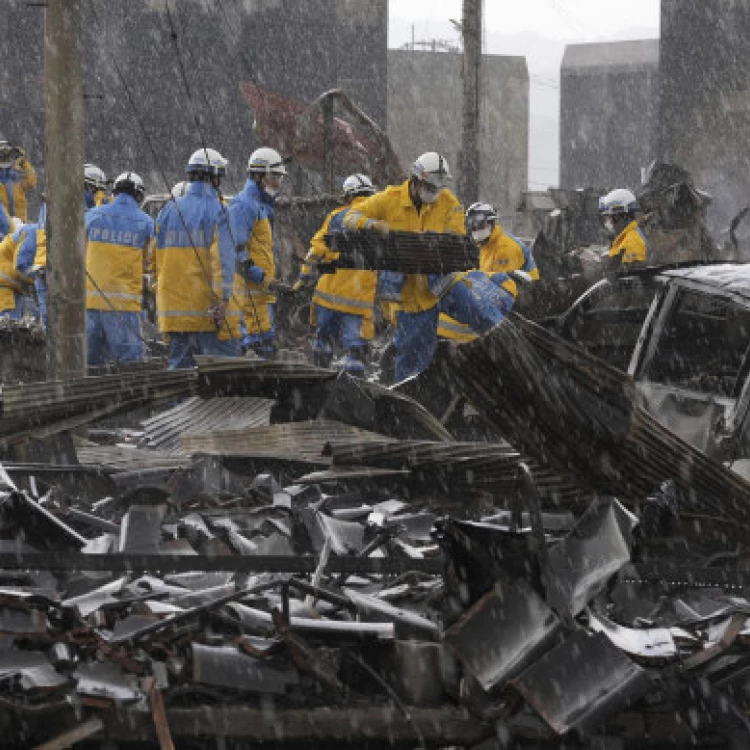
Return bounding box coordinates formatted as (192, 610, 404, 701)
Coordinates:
(0, 314, 745, 748)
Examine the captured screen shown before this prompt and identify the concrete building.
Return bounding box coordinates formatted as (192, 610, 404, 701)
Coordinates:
(659, 0, 750, 232)
(0, 0, 388, 211)
(560, 40, 659, 192)
(387, 48, 529, 224)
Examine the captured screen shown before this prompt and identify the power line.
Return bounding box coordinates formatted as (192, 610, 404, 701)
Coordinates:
(87, 1, 242, 341)
(162, 0, 264, 337)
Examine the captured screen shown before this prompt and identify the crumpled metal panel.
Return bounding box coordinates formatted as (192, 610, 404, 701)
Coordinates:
(119, 504, 166, 553)
(0, 607, 48, 636)
(191, 642, 298, 694)
(0, 491, 87, 551)
(141, 396, 274, 454)
(74, 661, 143, 703)
(344, 589, 439, 640)
(0, 649, 70, 692)
(512, 630, 652, 735)
(588, 610, 677, 661)
(301, 509, 365, 556)
(546, 497, 638, 618)
(444, 578, 562, 692)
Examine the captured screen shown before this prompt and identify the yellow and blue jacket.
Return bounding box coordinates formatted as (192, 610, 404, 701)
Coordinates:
(0, 202, 10, 241)
(0, 159, 36, 222)
(479, 225, 539, 298)
(0, 225, 36, 311)
(153, 181, 230, 334)
(609, 220, 651, 265)
(85, 193, 155, 312)
(341, 180, 466, 313)
(438, 225, 535, 342)
(219, 179, 277, 338)
(15, 223, 46, 277)
(300, 196, 377, 337)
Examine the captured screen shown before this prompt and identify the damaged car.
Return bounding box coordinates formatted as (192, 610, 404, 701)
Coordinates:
(556, 263, 750, 467)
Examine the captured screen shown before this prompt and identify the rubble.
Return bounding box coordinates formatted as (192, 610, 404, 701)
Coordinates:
(0, 319, 749, 747)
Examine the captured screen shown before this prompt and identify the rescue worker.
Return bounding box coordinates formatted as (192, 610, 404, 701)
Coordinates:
(0, 137, 36, 222)
(599, 188, 651, 268)
(437, 202, 538, 341)
(31, 182, 101, 324)
(85, 172, 154, 366)
(153, 147, 238, 369)
(219, 147, 288, 357)
(0, 200, 10, 242)
(84, 164, 110, 209)
(297, 173, 377, 373)
(14, 222, 46, 327)
(341, 152, 503, 381)
(0, 219, 34, 318)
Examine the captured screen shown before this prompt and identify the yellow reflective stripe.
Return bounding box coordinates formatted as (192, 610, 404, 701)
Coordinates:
(342, 211, 364, 229)
(86, 291, 142, 301)
(157, 310, 211, 317)
(313, 290, 373, 310)
(439, 319, 473, 335)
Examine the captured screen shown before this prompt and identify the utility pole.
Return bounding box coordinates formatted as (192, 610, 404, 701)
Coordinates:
(459, 0, 482, 206)
(44, 0, 87, 380)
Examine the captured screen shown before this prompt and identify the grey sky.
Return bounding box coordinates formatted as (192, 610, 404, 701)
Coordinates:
(388, 0, 660, 189)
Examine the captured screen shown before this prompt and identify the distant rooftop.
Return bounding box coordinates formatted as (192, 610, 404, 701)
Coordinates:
(562, 39, 659, 73)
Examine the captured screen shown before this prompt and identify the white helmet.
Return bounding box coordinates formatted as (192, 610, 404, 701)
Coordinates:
(342, 173, 375, 199)
(84, 163, 108, 192)
(186, 147, 228, 176)
(171, 181, 188, 199)
(411, 152, 452, 189)
(247, 147, 287, 176)
(466, 202, 498, 231)
(599, 188, 638, 216)
(113, 171, 145, 202)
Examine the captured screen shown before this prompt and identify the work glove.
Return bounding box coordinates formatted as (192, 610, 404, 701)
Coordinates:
(507, 270, 533, 285)
(368, 219, 390, 236)
(292, 275, 316, 293)
(265, 279, 294, 295)
(209, 304, 226, 326)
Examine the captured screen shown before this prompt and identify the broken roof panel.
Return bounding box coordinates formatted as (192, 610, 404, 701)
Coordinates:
(141, 396, 274, 454)
(512, 630, 652, 735)
(181, 420, 394, 464)
(444, 578, 562, 692)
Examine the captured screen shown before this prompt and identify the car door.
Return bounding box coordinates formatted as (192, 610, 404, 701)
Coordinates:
(557, 276, 662, 372)
(635, 285, 750, 456)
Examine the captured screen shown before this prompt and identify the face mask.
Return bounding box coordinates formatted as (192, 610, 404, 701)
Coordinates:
(604, 218, 616, 236)
(472, 227, 492, 243)
(264, 185, 280, 198)
(419, 184, 441, 204)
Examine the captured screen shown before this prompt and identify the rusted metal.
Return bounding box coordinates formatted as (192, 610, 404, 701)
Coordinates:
(145, 677, 175, 750)
(31, 717, 104, 750)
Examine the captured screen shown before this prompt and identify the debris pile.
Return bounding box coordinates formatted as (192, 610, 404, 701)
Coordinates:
(0, 331, 749, 747)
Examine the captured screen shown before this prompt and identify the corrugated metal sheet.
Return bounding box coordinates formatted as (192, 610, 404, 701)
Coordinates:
(76, 446, 190, 471)
(319, 439, 589, 501)
(141, 397, 274, 454)
(181, 420, 395, 464)
(449, 314, 750, 522)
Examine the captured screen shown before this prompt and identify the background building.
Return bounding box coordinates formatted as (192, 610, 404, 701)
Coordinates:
(659, 0, 750, 233)
(0, 0, 388, 212)
(387, 48, 529, 226)
(559, 39, 659, 192)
